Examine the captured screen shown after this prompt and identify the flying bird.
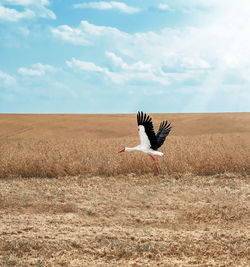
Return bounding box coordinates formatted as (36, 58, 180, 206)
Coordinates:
(118, 111, 172, 173)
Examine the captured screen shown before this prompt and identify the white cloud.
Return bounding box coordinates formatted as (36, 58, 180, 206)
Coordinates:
(2, 0, 50, 6)
(106, 52, 170, 84)
(74, 1, 140, 14)
(157, 4, 171, 11)
(67, 57, 124, 84)
(80, 20, 123, 36)
(0, 0, 55, 21)
(51, 20, 129, 46)
(105, 52, 153, 72)
(32, 63, 57, 72)
(67, 58, 108, 73)
(67, 55, 170, 86)
(18, 68, 43, 76)
(0, 5, 34, 21)
(51, 25, 90, 46)
(52, 20, 213, 75)
(0, 70, 16, 85)
(180, 57, 211, 70)
(18, 63, 57, 76)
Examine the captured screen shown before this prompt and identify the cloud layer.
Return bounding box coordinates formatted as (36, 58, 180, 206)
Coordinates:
(1, 0, 249, 112)
(50, 1, 250, 91)
(0, 0, 55, 21)
(74, 1, 140, 14)
(18, 63, 57, 76)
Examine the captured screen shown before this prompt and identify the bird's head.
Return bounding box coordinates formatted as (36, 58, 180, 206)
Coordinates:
(118, 147, 126, 153)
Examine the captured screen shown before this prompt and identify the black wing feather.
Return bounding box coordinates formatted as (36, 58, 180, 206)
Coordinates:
(155, 120, 172, 149)
(137, 111, 158, 150)
(137, 111, 172, 150)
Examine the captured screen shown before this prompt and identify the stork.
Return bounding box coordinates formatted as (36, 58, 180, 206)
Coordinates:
(118, 111, 172, 173)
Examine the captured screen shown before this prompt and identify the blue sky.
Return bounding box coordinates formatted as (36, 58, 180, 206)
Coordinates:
(0, 0, 249, 113)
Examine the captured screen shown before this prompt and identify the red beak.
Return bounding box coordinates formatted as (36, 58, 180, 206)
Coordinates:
(118, 149, 125, 153)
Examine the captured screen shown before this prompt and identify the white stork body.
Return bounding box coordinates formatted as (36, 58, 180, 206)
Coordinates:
(124, 145, 163, 156)
(118, 111, 172, 173)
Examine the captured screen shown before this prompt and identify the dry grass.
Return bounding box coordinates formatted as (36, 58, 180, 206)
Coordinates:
(0, 113, 249, 266)
(0, 113, 249, 178)
(0, 133, 249, 178)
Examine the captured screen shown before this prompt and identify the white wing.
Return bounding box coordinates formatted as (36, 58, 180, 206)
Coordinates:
(138, 125, 151, 149)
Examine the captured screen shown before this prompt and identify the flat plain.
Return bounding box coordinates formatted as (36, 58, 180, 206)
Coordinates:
(0, 113, 249, 266)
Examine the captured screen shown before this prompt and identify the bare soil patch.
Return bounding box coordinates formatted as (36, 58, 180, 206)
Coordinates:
(0, 174, 249, 266)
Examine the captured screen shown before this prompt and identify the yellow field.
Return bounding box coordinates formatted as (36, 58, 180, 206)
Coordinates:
(0, 113, 249, 266)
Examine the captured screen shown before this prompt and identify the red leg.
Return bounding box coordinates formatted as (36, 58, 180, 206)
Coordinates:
(149, 155, 160, 174)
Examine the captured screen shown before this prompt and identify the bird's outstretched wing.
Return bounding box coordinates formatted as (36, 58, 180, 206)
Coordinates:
(137, 111, 158, 150)
(155, 121, 172, 149)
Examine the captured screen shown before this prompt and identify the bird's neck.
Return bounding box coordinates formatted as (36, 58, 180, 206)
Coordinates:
(125, 146, 139, 152)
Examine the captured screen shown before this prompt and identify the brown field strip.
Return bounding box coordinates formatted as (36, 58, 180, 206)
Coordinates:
(0, 113, 249, 266)
(0, 112, 250, 140)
